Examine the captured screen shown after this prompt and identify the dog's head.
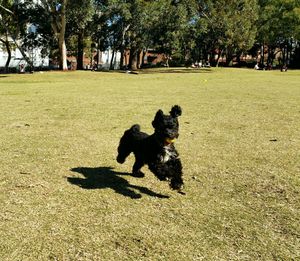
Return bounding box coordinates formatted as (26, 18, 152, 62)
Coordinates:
(152, 105, 182, 145)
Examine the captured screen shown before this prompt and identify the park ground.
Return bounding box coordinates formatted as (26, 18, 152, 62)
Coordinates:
(0, 68, 299, 260)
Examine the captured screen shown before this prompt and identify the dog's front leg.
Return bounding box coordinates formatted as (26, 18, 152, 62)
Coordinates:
(148, 162, 168, 181)
(167, 158, 184, 190)
(132, 158, 145, 178)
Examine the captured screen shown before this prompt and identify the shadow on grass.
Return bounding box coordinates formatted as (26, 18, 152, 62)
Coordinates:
(139, 68, 213, 74)
(68, 166, 169, 199)
(100, 68, 212, 74)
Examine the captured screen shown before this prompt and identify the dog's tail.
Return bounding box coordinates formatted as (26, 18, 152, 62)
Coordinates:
(130, 124, 141, 133)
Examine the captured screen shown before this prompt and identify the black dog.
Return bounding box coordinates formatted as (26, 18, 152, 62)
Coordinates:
(117, 105, 184, 192)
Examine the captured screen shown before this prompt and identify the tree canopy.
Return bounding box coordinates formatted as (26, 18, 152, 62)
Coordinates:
(0, 0, 300, 70)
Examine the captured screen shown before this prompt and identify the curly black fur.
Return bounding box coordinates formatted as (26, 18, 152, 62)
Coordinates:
(117, 105, 184, 192)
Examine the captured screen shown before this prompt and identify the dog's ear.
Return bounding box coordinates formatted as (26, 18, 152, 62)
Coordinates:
(170, 105, 182, 118)
(152, 109, 164, 128)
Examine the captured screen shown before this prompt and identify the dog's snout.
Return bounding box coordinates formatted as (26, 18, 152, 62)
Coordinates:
(166, 130, 179, 139)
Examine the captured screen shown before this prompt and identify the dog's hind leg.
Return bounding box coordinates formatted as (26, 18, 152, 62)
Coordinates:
(132, 158, 145, 178)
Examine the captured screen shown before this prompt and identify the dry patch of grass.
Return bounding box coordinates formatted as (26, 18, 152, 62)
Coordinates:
(0, 68, 299, 260)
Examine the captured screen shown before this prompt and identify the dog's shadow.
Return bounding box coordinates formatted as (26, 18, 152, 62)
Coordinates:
(68, 166, 169, 199)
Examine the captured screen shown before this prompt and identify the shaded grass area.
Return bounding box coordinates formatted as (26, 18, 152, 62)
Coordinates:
(0, 68, 299, 260)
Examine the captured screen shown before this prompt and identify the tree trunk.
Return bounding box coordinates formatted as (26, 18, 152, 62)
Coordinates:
(130, 47, 138, 71)
(236, 51, 242, 67)
(110, 49, 115, 70)
(267, 45, 271, 65)
(260, 43, 264, 66)
(225, 49, 233, 67)
(137, 49, 142, 69)
(141, 49, 147, 68)
(120, 24, 130, 70)
(4, 40, 11, 72)
(96, 38, 101, 68)
(0, 37, 11, 73)
(77, 30, 84, 70)
(120, 48, 125, 69)
(58, 0, 68, 70)
(59, 38, 68, 70)
(216, 49, 223, 67)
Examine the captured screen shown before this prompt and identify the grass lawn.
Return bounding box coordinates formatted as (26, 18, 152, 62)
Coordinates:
(0, 68, 299, 260)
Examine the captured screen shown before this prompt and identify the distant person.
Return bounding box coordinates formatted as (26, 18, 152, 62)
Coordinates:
(19, 64, 25, 73)
(254, 63, 260, 70)
(266, 63, 272, 70)
(281, 64, 288, 72)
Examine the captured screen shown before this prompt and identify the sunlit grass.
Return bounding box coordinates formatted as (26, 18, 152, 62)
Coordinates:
(0, 68, 299, 260)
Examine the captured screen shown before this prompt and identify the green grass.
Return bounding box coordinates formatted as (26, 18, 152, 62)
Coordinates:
(0, 68, 299, 260)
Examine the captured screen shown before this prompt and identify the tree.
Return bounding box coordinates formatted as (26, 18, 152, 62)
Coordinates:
(66, 0, 94, 70)
(36, 0, 68, 70)
(149, 0, 194, 66)
(195, 0, 259, 66)
(257, 0, 300, 67)
(88, 0, 133, 70)
(16, 1, 53, 67)
(89, 0, 111, 68)
(0, 0, 32, 72)
(0, 0, 14, 72)
(124, 0, 148, 70)
(102, 0, 157, 70)
(103, 0, 195, 69)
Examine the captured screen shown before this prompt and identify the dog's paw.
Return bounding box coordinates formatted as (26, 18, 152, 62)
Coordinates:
(117, 156, 125, 164)
(132, 171, 145, 178)
(170, 179, 184, 191)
